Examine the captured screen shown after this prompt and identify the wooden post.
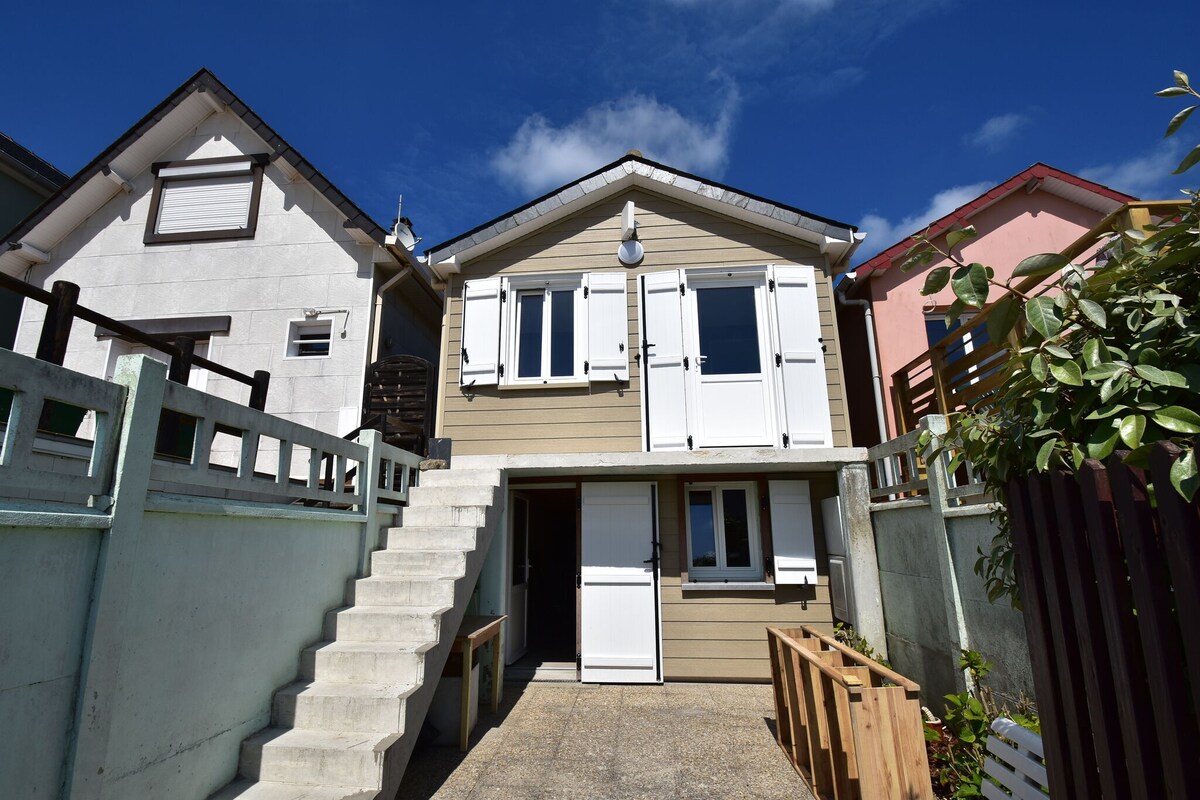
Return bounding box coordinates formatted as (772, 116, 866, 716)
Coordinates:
(36, 280, 80, 365)
(928, 345, 951, 414)
(460, 639, 473, 752)
(249, 370, 270, 411)
(491, 628, 504, 712)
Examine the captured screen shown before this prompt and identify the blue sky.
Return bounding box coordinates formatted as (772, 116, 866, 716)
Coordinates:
(2, 0, 1196, 263)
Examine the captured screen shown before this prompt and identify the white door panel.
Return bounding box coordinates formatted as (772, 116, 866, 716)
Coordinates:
(580, 482, 661, 684)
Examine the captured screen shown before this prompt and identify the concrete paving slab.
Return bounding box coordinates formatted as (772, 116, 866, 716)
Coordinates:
(396, 682, 814, 799)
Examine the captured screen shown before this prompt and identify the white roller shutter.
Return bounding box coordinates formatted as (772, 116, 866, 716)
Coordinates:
(586, 272, 629, 383)
(459, 277, 503, 387)
(155, 176, 254, 234)
(770, 265, 833, 447)
(640, 270, 690, 451)
(769, 479, 818, 586)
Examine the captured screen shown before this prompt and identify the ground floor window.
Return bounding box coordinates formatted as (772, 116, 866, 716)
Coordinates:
(685, 482, 762, 580)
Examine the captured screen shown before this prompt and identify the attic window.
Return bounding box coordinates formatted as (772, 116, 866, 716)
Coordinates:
(144, 155, 266, 244)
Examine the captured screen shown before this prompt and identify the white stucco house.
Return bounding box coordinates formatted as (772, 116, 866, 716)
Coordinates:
(1, 69, 442, 456)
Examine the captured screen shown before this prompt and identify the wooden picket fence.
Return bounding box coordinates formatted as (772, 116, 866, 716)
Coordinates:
(767, 625, 933, 800)
(1007, 441, 1200, 799)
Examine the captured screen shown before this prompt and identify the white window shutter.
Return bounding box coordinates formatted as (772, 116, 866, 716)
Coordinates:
(769, 479, 818, 585)
(586, 272, 629, 383)
(641, 270, 690, 451)
(771, 266, 833, 447)
(459, 277, 503, 387)
(156, 176, 254, 234)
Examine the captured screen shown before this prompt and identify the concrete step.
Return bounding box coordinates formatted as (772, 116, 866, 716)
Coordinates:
(208, 779, 378, 799)
(416, 468, 502, 488)
(273, 681, 417, 733)
(383, 526, 478, 550)
(239, 728, 395, 787)
(405, 484, 497, 508)
(300, 641, 431, 685)
(369, 548, 464, 578)
(324, 605, 447, 643)
(400, 504, 489, 528)
(348, 575, 455, 607)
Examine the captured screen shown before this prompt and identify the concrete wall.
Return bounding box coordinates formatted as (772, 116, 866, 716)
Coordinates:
(872, 500, 1032, 706)
(0, 524, 103, 800)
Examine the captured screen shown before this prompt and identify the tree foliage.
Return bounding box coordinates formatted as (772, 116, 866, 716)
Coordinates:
(900, 70, 1200, 605)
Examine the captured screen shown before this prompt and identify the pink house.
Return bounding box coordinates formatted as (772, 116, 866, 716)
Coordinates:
(837, 163, 1134, 445)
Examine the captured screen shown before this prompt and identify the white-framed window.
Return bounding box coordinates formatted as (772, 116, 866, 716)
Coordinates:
(286, 319, 333, 358)
(685, 482, 763, 580)
(506, 274, 586, 384)
(144, 155, 266, 244)
(458, 271, 629, 388)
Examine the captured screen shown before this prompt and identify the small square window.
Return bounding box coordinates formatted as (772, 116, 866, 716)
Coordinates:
(685, 482, 763, 580)
(144, 155, 266, 244)
(287, 320, 332, 358)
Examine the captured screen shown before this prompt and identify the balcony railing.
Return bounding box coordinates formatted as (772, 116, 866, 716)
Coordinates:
(891, 201, 1187, 433)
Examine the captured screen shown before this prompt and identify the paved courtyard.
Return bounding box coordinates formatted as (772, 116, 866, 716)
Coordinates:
(397, 681, 815, 799)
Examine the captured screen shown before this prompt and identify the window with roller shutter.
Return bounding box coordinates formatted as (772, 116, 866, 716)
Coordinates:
(144, 154, 266, 244)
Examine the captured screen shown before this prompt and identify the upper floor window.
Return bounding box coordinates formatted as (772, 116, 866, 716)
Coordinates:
(510, 275, 585, 383)
(144, 155, 266, 244)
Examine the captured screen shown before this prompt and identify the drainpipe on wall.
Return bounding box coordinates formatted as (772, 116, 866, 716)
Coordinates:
(835, 273, 890, 448)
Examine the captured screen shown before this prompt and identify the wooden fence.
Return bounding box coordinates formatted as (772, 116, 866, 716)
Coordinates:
(1007, 443, 1200, 798)
(767, 625, 933, 800)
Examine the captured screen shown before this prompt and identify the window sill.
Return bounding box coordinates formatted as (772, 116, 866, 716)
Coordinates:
(682, 581, 775, 592)
(499, 381, 588, 391)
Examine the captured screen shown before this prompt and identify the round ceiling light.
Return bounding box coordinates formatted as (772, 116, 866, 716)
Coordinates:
(617, 239, 644, 265)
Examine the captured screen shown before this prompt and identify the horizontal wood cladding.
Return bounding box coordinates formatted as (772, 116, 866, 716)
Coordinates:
(439, 188, 850, 455)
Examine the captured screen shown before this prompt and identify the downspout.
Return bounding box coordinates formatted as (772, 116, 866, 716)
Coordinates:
(370, 266, 413, 363)
(835, 273, 889, 448)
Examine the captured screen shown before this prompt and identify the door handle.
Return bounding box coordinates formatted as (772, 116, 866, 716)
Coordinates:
(695, 354, 708, 365)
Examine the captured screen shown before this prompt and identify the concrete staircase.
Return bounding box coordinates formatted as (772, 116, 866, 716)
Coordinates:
(210, 467, 505, 800)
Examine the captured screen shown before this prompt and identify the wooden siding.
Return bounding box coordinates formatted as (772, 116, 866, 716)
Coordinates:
(655, 474, 837, 682)
(437, 188, 851, 455)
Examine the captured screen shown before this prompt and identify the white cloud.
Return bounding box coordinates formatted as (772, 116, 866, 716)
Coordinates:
(491, 86, 740, 195)
(964, 112, 1028, 152)
(855, 181, 994, 264)
(1080, 141, 1194, 199)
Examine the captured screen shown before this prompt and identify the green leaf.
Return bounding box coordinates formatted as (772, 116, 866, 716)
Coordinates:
(1035, 439, 1056, 472)
(1012, 253, 1069, 278)
(1156, 86, 1191, 97)
(945, 298, 967, 325)
(1082, 339, 1105, 368)
(1153, 406, 1200, 434)
(1165, 105, 1196, 138)
(1031, 353, 1048, 382)
(1071, 443, 1086, 469)
(1083, 362, 1125, 380)
(1076, 298, 1107, 329)
(1119, 414, 1146, 448)
(1170, 450, 1200, 501)
(1134, 364, 1187, 387)
(1025, 296, 1063, 338)
(1086, 426, 1121, 461)
(1174, 143, 1200, 174)
(985, 296, 1021, 344)
(899, 248, 936, 273)
(921, 265, 952, 295)
(1050, 360, 1083, 386)
(1043, 344, 1072, 359)
(951, 262, 990, 308)
(946, 226, 978, 250)
(1175, 69, 1191, 88)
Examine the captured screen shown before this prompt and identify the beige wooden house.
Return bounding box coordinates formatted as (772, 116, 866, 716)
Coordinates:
(426, 154, 880, 682)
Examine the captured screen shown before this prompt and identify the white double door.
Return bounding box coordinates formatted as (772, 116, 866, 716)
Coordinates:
(579, 482, 662, 684)
(642, 265, 831, 451)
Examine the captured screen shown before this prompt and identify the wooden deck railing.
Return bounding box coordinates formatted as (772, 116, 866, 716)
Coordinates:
(767, 625, 933, 800)
(891, 201, 1187, 433)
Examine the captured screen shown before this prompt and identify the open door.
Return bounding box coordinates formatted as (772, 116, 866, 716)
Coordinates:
(506, 492, 530, 664)
(580, 482, 662, 683)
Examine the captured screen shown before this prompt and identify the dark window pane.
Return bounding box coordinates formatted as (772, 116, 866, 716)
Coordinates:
(517, 292, 544, 378)
(722, 489, 751, 567)
(688, 490, 717, 567)
(550, 290, 574, 377)
(696, 286, 760, 375)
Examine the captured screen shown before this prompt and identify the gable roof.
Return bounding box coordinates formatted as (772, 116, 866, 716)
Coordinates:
(855, 162, 1136, 278)
(424, 154, 861, 276)
(0, 132, 68, 194)
(2, 68, 419, 276)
